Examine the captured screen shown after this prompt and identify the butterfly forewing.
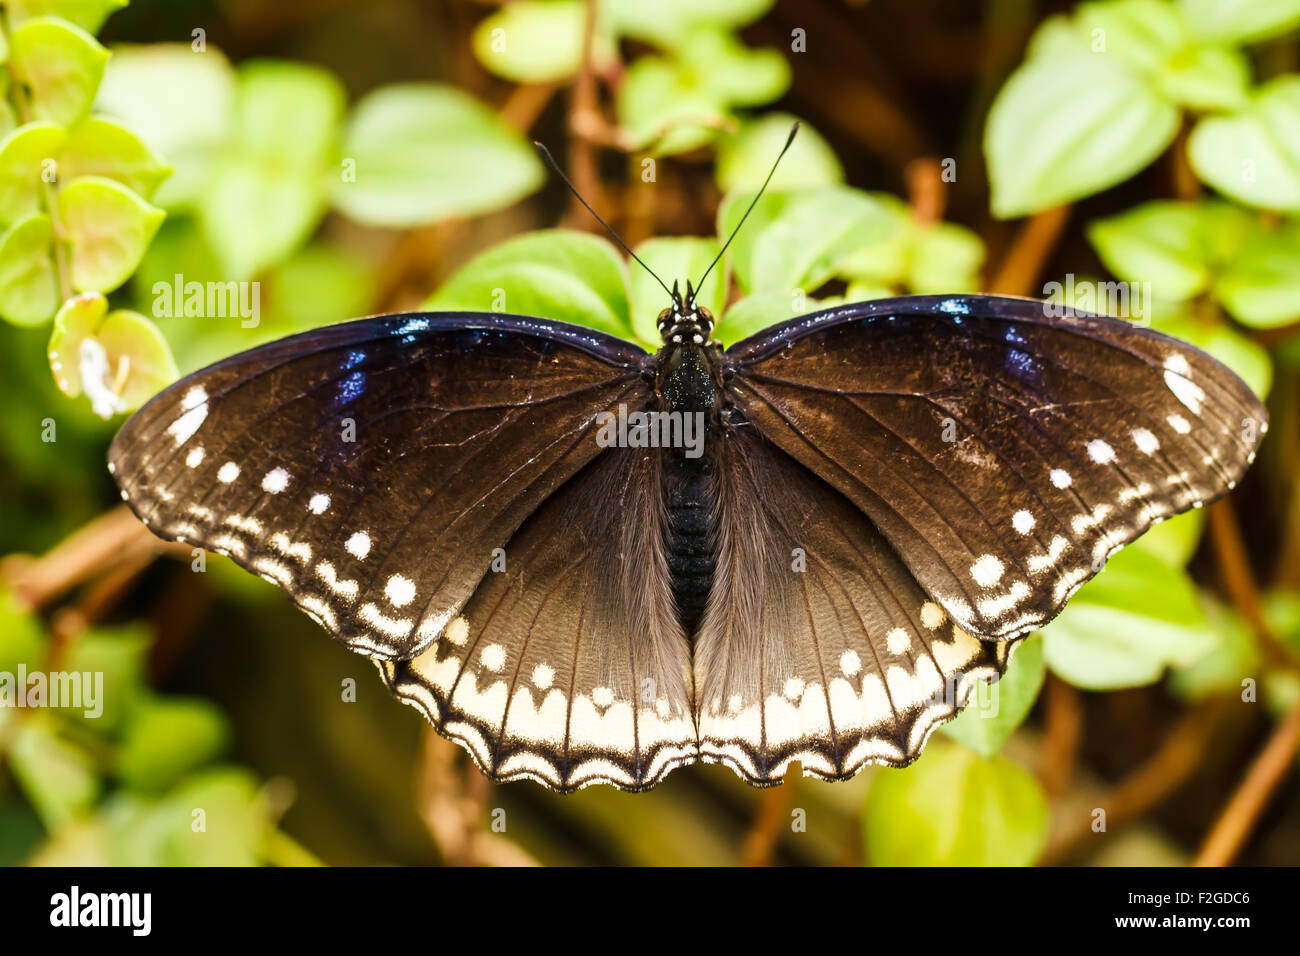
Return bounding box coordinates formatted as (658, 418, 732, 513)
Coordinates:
(725, 295, 1267, 642)
(108, 313, 650, 660)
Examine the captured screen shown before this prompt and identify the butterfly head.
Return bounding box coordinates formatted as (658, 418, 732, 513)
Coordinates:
(657, 280, 715, 347)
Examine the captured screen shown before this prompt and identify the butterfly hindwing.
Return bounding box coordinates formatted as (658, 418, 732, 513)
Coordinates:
(695, 427, 1015, 784)
(108, 312, 649, 660)
(725, 295, 1267, 641)
(380, 447, 695, 792)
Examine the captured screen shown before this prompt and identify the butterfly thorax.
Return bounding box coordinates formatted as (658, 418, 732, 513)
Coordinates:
(656, 301, 723, 636)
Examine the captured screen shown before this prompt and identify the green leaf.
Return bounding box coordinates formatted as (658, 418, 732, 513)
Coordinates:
(618, 30, 789, 155)
(1087, 201, 1214, 301)
(1177, 0, 1300, 44)
(605, 0, 773, 46)
(1169, 599, 1260, 701)
(333, 83, 543, 228)
(58, 623, 150, 733)
(48, 291, 178, 416)
(425, 229, 631, 337)
(472, 1, 617, 83)
(0, 588, 45, 675)
(1073, 0, 1184, 71)
(627, 237, 723, 345)
(106, 768, 268, 866)
(8, 17, 109, 127)
(716, 113, 843, 194)
(718, 186, 895, 294)
(942, 635, 1046, 759)
(1042, 545, 1216, 689)
(715, 291, 834, 344)
(617, 56, 729, 155)
(0, 121, 66, 226)
(115, 696, 230, 793)
(197, 61, 343, 278)
(58, 116, 171, 200)
(1214, 219, 1300, 328)
(58, 175, 165, 292)
(8, 717, 100, 830)
(1188, 76, 1300, 213)
(679, 29, 789, 108)
(907, 221, 986, 293)
(1130, 508, 1205, 566)
(0, 213, 58, 326)
(863, 742, 1048, 866)
(985, 52, 1179, 218)
(7, 0, 128, 34)
(1156, 44, 1251, 111)
(95, 44, 237, 210)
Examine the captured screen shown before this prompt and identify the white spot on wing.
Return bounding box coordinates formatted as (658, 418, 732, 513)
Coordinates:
(532, 664, 554, 690)
(886, 627, 910, 655)
(345, 531, 371, 559)
(920, 602, 945, 629)
(307, 493, 330, 514)
(168, 386, 209, 444)
(1050, 468, 1072, 488)
(840, 650, 861, 676)
(185, 446, 205, 468)
(217, 461, 240, 483)
(385, 574, 416, 607)
(1132, 428, 1158, 454)
(1086, 439, 1116, 464)
(971, 554, 1005, 587)
(261, 467, 290, 494)
(481, 644, 505, 672)
(1012, 510, 1035, 535)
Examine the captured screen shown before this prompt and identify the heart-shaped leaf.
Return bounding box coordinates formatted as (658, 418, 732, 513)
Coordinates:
(8, 17, 109, 127)
(863, 741, 1049, 866)
(58, 175, 164, 292)
(0, 213, 59, 326)
(425, 229, 631, 337)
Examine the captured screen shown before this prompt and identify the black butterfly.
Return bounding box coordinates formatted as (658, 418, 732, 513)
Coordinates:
(108, 284, 1266, 792)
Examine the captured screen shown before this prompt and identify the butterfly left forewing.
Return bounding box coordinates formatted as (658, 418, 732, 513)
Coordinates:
(695, 428, 1015, 785)
(109, 312, 648, 660)
(724, 295, 1266, 642)
(381, 447, 696, 792)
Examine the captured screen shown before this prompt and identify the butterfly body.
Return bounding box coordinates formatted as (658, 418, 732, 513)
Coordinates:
(109, 293, 1267, 792)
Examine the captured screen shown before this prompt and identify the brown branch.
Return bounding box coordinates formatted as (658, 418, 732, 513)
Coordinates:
(0, 506, 167, 611)
(1039, 674, 1083, 798)
(416, 729, 538, 867)
(905, 157, 947, 225)
(1041, 698, 1230, 865)
(741, 767, 798, 867)
(1194, 699, 1300, 866)
(1207, 498, 1292, 667)
(563, 0, 606, 227)
(986, 204, 1071, 297)
(498, 81, 561, 135)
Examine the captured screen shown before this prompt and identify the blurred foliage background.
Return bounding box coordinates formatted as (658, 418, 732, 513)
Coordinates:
(1, 0, 1300, 866)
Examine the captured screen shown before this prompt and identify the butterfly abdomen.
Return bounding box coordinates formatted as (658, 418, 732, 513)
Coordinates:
(664, 452, 716, 635)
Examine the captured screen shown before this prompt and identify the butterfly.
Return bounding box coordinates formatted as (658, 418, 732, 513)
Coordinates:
(106, 132, 1267, 793)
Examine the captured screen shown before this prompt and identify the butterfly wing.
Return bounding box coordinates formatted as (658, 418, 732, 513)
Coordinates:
(379, 447, 695, 792)
(724, 294, 1267, 640)
(108, 312, 650, 660)
(694, 427, 1015, 784)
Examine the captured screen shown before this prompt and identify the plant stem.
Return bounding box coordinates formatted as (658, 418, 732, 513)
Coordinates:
(1194, 699, 1300, 866)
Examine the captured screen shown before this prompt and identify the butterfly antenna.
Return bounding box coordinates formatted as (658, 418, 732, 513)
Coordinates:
(694, 121, 800, 293)
(533, 140, 676, 302)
